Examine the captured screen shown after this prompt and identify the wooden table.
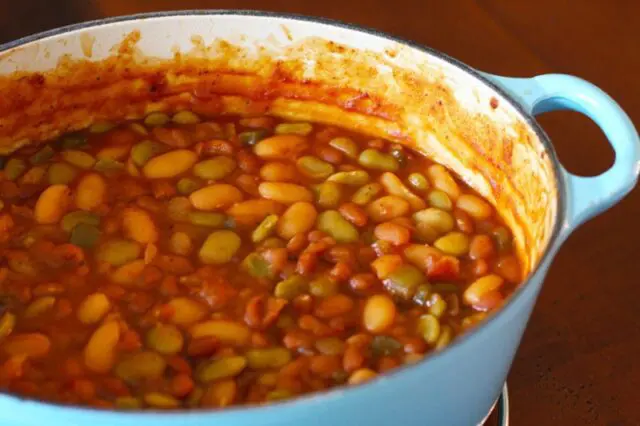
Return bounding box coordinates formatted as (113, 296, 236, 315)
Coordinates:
(2, 1, 638, 424)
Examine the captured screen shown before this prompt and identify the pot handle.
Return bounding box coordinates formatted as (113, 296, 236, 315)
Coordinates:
(483, 73, 640, 232)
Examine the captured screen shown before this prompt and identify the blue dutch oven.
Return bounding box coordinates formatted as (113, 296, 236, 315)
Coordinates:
(0, 11, 637, 426)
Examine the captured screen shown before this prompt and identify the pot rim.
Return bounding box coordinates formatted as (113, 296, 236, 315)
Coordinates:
(0, 9, 566, 418)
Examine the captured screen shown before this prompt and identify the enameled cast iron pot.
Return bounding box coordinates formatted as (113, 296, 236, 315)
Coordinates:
(0, 11, 638, 426)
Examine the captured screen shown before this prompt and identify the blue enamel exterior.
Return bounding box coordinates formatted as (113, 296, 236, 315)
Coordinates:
(0, 12, 637, 426)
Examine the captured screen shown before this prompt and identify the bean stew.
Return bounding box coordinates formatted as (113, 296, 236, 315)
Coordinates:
(0, 112, 522, 410)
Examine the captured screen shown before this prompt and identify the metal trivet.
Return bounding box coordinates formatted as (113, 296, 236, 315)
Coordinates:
(480, 383, 510, 426)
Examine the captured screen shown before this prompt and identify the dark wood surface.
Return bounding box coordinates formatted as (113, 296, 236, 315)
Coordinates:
(2, 1, 639, 424)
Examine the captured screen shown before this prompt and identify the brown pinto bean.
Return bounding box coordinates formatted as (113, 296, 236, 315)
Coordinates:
(309, 354, 342, 378)
(283, 329, 314, 351)
(469, 235, 495, 260)
(343, 345, 365, 373)
(286, 233, 307, 253)
(338, 203, 368, 227)
(315, 145, 344, 164)
(315, 294, 354, 319)
(496, 255, 521, 282)
(454, 209, 475, 234)
(349, 273, 377, 292)
(329, 262, 352, 283)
